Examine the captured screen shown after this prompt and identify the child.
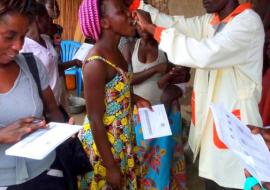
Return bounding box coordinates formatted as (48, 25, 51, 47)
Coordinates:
(77, 0, 150, 189)
(122, 24, 190, 189)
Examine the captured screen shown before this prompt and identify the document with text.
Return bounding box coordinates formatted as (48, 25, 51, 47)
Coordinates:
(138, 104, 172, 140)
(5, 122, 82, 160)
(210, 104, 270, 183)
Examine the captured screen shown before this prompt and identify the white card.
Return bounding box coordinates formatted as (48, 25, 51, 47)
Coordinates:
(138, 104, 172, 140)
(210, 104, 270, 183)
(72, 43, 93, 61)
(5, 122, 83, 160)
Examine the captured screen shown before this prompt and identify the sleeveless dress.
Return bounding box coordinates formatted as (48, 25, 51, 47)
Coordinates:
(78, 56, 140, 190)
(132, 39, 187, 190)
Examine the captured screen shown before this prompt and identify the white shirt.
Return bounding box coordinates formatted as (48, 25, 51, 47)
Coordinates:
(132, 39, 167, 104)
(21, 34, 62, 104)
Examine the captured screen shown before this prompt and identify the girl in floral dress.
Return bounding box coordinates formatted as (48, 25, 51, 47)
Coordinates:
(77, 0, 150, 189)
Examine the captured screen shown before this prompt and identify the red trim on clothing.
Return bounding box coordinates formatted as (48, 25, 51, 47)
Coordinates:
(191, 91, 196, 126)
(210, 2, 252, 25)
(154, 27, 165, 42)
(213, 109, 241, 149)
(129, 0, 141, 11)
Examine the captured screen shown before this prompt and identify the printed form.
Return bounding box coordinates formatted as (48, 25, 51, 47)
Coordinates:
(210, 104, 270, 183)
(138, 104, 172, 140)
(5, 122, 82, 160)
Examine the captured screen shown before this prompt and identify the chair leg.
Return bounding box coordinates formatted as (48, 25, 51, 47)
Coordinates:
(76, 69, 83, 97)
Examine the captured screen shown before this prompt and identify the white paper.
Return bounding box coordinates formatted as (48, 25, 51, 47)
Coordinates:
(138, 104, 172, 139)
(5, 122, 83, 160)
(72, 43, 93, 61)
(210, 104, 270, 183)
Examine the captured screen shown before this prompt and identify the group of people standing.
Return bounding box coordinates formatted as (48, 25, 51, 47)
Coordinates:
(0, 0, 270, 190)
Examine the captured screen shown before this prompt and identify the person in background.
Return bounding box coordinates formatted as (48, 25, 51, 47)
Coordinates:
(0, 0, 70, 189)
(21, 2, 82, 120)
(77, 0, 151, 189)
(35, 0, 82, 69)
(35, 0, 61, 47)
(130, 0, 265, 189)
(36, 0, 60, 19)
(122, 22, 190, 189)
(20, 3, 68, 118)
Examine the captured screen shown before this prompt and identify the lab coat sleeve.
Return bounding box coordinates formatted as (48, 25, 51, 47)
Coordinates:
(158, 13, 264, 69)
(138, 0, 212, 39)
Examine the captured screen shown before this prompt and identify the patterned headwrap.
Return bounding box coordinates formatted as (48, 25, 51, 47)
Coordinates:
(79, 0, 101, 42)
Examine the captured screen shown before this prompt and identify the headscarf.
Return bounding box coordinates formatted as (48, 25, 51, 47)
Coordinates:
(79, 0, 101, 42)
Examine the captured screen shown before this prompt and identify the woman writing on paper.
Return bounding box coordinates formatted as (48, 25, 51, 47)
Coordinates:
(0, 0, 71, 189)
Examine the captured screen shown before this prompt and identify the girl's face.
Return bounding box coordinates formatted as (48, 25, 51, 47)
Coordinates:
(45, 0, 60, 19)
(103, 0, 136, 37)
(37, 13, 51, 34)
(0, 13, 29, 64)
(136, 25, 151, 39)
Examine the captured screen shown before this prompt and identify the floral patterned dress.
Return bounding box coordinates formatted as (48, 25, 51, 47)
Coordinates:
(78, 56, 139, 190)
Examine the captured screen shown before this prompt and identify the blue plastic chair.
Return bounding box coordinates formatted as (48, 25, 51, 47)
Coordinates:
(60, 40, 83, 96)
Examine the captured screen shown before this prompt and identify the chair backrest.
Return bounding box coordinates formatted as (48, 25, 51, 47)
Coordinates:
(60, 40, 81, 62)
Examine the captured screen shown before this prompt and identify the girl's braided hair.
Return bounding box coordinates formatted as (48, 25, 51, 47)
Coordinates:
(0, 0, 33, 19)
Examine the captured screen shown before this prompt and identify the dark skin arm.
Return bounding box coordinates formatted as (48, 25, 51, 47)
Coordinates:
(158, 66, 191, 89)
(58, 59, 82, 76)
(0, 118, 46, 144)
(132, 93, 152, 110)
(133, 10, 156, 36)
(132, 63, 169, 85)
(83, 60, 122, 189)
(42, 86, 64, 122)
(121, 38, 170, 85)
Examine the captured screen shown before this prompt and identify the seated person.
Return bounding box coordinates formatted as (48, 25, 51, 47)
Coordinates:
(21, 3, 81, 120)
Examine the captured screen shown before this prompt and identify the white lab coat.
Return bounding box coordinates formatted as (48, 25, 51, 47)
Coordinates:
(139, 1, 264, 188)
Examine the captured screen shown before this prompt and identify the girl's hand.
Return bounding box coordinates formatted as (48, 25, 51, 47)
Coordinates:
(247, 125, 270, 150)
(168, 67, 191, 84)
(133, 94, 152, 110)
(68, 117, 75, 125)
(154, 63, 170, 74)
(106, 165, 122, 190)
(244, 169, 270, 190)
(0, 117, 46, 144)
(132, 10, 156, 35)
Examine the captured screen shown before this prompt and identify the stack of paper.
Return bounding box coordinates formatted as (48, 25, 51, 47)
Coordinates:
(5, 122, 82, 160)
(138, 104, 172, 139)
(210, 104, 270, 183)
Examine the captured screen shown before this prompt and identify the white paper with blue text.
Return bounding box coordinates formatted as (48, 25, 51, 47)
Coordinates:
(210, 104, 270, 183)
(5, 122, 82, 160)
(138, 104, 172, 140)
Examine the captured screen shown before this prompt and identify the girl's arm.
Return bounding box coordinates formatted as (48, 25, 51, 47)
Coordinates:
(83, 59, 118, 171)
(132, 63, 169, 85)
(42, 86, 64, 122)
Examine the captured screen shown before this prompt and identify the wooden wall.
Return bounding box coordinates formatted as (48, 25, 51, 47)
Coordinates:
(55, 0, 82, 40)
